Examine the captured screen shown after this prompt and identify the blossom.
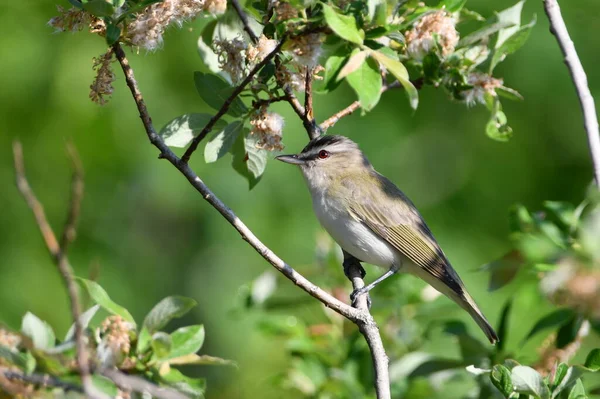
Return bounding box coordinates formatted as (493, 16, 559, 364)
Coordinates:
(97, 315, 134, 367)
(126, 0, 227, 51)
(462, 71, 503, 106)
(246, 34, 278, 65)
(276, 63, 323, 92)
(214, 37, 247, 83)
(287, 33, 323, 68)
(250, 106, 285, 151)
(48, 6, 93, 32)
(405, 11, 459, 61)
(90, 50, 116, 105)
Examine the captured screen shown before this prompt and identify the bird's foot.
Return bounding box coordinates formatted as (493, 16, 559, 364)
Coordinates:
(350, 287, 372, 309)
(343, 258, 366, 279)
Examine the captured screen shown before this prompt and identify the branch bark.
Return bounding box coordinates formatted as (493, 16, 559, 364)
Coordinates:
(112, 42, 390, 397)
(543, 0, 600, 187)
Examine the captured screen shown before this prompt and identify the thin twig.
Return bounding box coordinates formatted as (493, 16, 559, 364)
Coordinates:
(231, 0, 258, 43)
(320, 82, 400, 131)
(1, 370, 84, 393)
(101, 369, 189, 399)
(252, 96, 288, 109)
(60, 141, 84, 255)
(180, 40, 285, 164)
(544, 0, 600, 187)
(12, 142, 104, 399)
(304, 67, 321, 140)
(112, 43, 364, 322)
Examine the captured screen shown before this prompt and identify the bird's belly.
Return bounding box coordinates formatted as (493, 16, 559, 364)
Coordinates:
(314, 202, 397, 268)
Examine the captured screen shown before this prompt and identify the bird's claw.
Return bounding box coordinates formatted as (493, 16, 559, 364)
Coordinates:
(350, 288, 371, 309)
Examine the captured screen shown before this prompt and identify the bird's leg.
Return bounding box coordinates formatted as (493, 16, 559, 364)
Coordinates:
(342, 251, 371, 309)
(350, 264, 400, 307)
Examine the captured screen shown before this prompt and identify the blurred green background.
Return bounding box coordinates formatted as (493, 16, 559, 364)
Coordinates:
(1, 0, 599, 397)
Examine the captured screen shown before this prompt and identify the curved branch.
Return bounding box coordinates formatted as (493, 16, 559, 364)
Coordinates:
(112, 42, 390, 397)
(543, 0, 600, 187)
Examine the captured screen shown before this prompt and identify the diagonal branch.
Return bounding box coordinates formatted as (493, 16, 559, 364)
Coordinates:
(112, 43, 363, 322)
(60, 141, 84, 255)
(543, 0, 600, 187)
(180, 40, 285, 164)
(12, 142, 103, 399)
(231, 0, 258, 43)
(101, 369, 189, 399)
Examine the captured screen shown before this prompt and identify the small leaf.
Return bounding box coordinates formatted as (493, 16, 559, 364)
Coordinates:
(82, 0, 115, 17)
(438, 0, 467, 12)
(482, 250, 523, 291)
(244, 134, 268, 179)
(568, 379, 587, 399)
(337, 50, 368, 81)
(161, 368, 206, 399)
(553, 366, 588, 398)
(491, 364, 514, 398)
(21, 313, 56, 350)
(495, 0, 525, 49)
(370, 50, 419, 110)
(193, 72, 248, 117)
(486, 96, 512, 141)
(491, 15, 536, 71)
(65, 305, 100, 341)
(522, 308, 575, 344)
(77, 278, 136, 325)
(142, 296, 197, 333)
(0, 345, 34, 370)
(322, 4, 364, 45)
(166, 325, 205, 360)
(496, 299, 512, 352)
(92, 375, 119, 397)
(320, 50, 347, 93)
(497, 86, 524, 102)
(458, 21, 515, 48)
(151, 332, 172, 359)
(204, 121, 243, 163)
(552, 363, 569, 389)
(584, 349, 600, 371)
(160, 113, 227, 148)
(231, 130, 261, 189)
(105, 23, 121, 46)
(197, 20, 221, 74)
(168, 353, 237, 367)
(346, 57, 382, 111)
(557, 314, 584, 349)
(511, 365, 551, 399)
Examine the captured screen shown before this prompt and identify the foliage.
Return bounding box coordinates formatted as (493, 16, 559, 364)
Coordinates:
(0, 283, 233, 397)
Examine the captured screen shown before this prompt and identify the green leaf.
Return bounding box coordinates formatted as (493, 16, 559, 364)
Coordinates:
(458, 21, 515, 48)
(143, 296, 197, 333)
(497, 86, 524, 102)
(482, 250, 523, 291)
(584, 349, 600, 371)
(67, 0, 84, 9)
(322, 4, 364, 45)
(553, 366, 588, 398)
(496, 299, 512, 352)
(491, 14, 536, 71)
(82, 0, 115, 16)
(556, 314, 584, 349)
(568, 379, 587, 399)
(495, 0, 525, 49)
(511, 366, 551, 399)
(204, 121, 243, 163)
(346, 57, 382, 111)
(166, 325, 205, 360)
(105, 23, 121, 46)
(438, 0, 467, 12)
(485, 96, 512, 141)
(168, 353, 236, 367)
(552, 363, 569, 390)
(320, 49, 348, 93)
(544, 201, 576, 227)
(65, 305, 100, 341)
(197, 20, 221, 74)
(337, 50, 368, 81)
(522, 308, 575, 344)
(160, 113, 227, 148)
(161, 368, 206, 398)
(491, 364, 514, 398)
(21, 312, 56, 351)
(370, 50, 419, 110)
(151, 332, 172, 359)
(231, 130, 261, 189)
(193, 72, 248, 117)
(244, 133, 268, 180)
(92, 375, 119, 397)
(77, 278, 136, 325)
(0, 345, 34, 371)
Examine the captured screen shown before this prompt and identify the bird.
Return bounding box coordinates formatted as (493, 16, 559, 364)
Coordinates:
(275, 135, 498, 344)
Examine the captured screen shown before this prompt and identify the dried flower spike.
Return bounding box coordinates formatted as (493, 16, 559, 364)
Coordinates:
(405, 11, 459, 61)
(250, 106, 285, 151)
(246, 34, 278, 65)
(462, 72, 503, 106)
(90, 49, 116, 105)
(214, 37, 248, 83)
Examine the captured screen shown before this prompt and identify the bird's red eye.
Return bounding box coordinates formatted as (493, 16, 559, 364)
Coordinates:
(318, 150, 330, 159)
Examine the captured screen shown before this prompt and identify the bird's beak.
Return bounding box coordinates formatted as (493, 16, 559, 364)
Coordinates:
(275, 154, 305, 165)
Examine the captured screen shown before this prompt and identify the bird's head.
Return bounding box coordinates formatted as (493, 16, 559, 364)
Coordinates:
(276, 135, 371, 188)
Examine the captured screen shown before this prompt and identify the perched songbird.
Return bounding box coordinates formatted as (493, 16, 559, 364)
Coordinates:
(276, 135, 498, 344)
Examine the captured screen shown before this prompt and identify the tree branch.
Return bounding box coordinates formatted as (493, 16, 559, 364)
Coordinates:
(12, 141, 101, 399)
(543, 0, 600, 187)
(1, 370, 84, 393)
(230, 0, 258, 43)
(303, 67, 321, 140)
(180, 40, 285, 164)
(60, 141, 84, 256)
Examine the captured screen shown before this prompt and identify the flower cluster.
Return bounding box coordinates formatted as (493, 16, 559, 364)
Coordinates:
(48, 6, 93, 32)
(97, 315, 134, 367)
(126, 0, 227, 51)
(461, 72, 503, 106)
(214, 37, 248, 83)
(90, 49, 116, 105)
(287, 33, 323, 68)
(250, 106, 285, 151)
(274, 1, 299, 22)
(405, 10, 459, 61)
(246, 34, 278, 65)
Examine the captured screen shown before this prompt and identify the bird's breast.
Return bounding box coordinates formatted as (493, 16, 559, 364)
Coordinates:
(311, 191, 398, 268)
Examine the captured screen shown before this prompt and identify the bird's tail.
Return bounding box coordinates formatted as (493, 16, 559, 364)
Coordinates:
(456, 292, 499, 345)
